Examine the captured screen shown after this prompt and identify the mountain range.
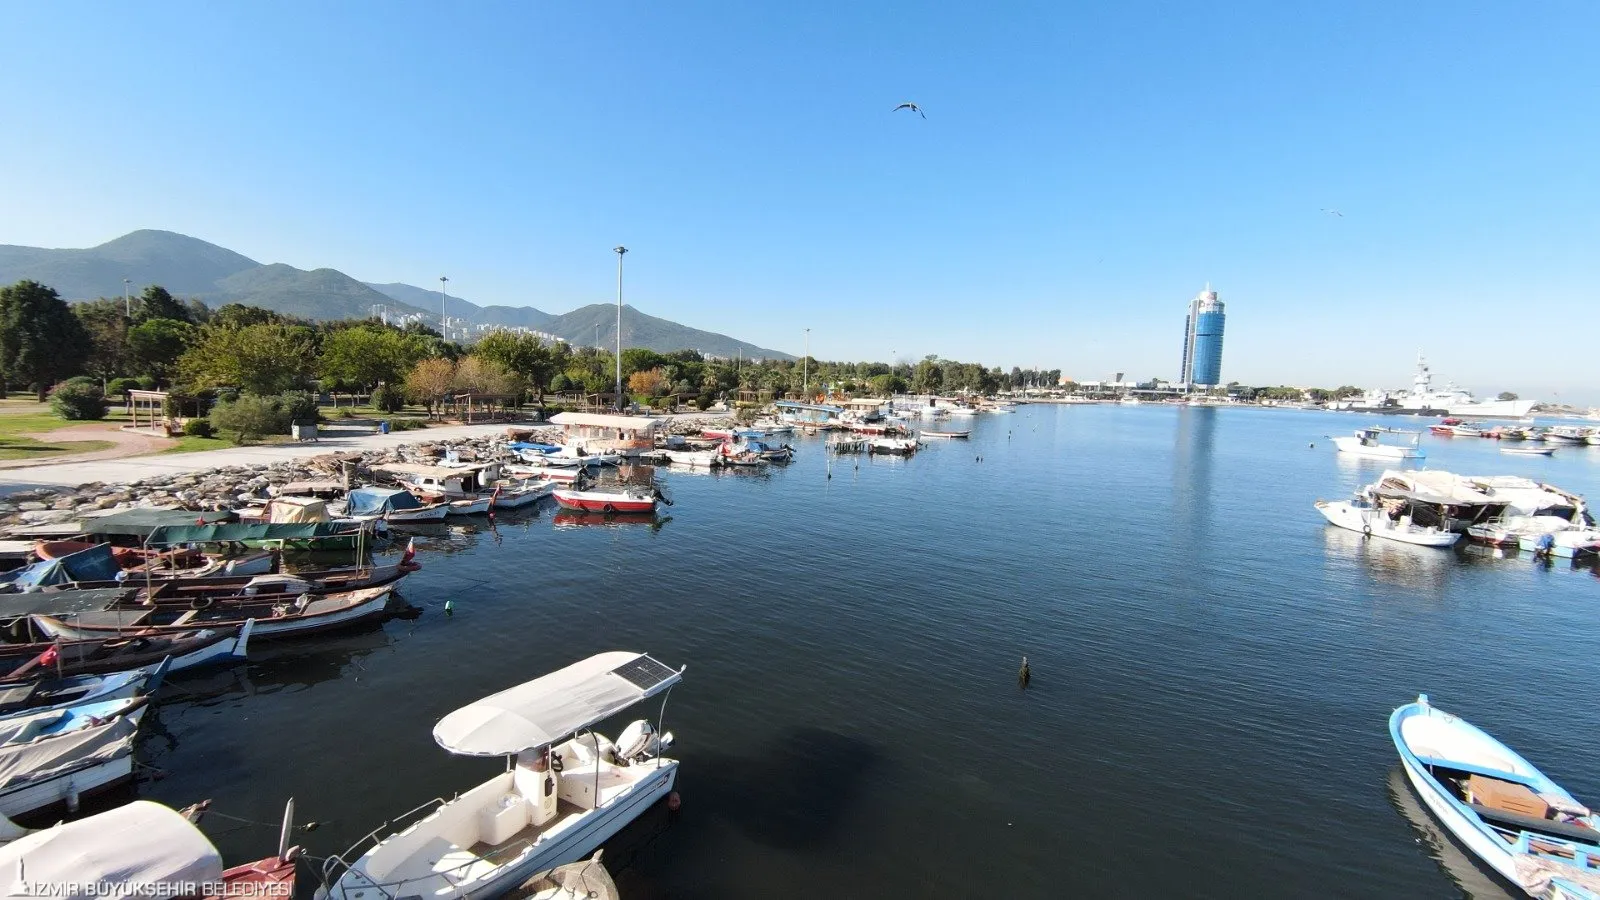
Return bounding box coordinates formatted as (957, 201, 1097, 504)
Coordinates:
(0, 230, 791, 359)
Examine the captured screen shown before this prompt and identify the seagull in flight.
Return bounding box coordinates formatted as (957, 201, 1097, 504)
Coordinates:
(892, 102, 926, 119)
(1321, 208, 1343, 217)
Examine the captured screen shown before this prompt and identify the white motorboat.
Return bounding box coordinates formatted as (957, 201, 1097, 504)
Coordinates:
(504, 463, 585, 484)
(1518, 529, 1600, 559)
(920, 430, 970, 439)
(1466, 515, 1575, 549)
(1332, 427, 1425, 460)
(867, 437, 918, 456)
(321, 651, 684, 899)
(1314, 499, 1461, 547)
(1544, 427, 1587, 446)
(1392, 694, 1600, 899)
(1119, 397, 1143, 405)
(1502, 446, 1556, 457)
(649, 449, 721, 468)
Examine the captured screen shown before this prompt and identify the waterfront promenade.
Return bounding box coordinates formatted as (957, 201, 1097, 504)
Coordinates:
(0, 422, 518, 496)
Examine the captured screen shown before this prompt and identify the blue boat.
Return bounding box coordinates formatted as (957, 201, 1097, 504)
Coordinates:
(0, 657, 169, 722)
(1392, 694, 1600, 898)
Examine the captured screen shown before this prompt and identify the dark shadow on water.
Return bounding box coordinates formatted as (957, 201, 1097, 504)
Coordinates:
(680, 726, 880, 851)
(1385, 766, 1519, 899)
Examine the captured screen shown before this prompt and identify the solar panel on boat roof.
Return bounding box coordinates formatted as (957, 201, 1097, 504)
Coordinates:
(612, 655, 677, 691)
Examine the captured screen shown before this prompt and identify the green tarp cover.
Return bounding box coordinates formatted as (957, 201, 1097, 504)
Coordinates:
(147, 522, 350, 545)
(85, 509, 236, 537)
(0, 588, 133, 620)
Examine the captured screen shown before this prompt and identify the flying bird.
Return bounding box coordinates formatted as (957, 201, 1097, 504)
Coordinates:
(1321, 208, 1343, 217)
(892, 102, 926, 119)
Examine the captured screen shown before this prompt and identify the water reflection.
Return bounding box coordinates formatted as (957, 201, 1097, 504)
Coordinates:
(1386, 766, 1518, 899)
(1173, 406, 1217, 532)
(1320, 526, 1453, 594)
(553, 510, 672, 530)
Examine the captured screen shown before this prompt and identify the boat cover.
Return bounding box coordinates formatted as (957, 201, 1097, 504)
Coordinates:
(266, 496, 329, 523)
(81, 509, 236, 537)
(1375, 471, 1588, 519)
(0, 587, 131, 619)
(0, 543, 123, 590)
(0, 800, 223, 888)
(146, 522, 351, 545)
(507, 441, 561, 453)
(345, 486, 426, 516)
(433, 651, 682, 755)
(0, 707, 139, 791)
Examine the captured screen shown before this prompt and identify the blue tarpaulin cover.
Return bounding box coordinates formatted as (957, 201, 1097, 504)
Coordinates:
(345, 487, 425, 516)
(0, 543, 124, 590)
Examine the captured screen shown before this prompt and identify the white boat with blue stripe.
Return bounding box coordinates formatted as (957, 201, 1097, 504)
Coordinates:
(319, 651, 683, 899)
(1392, 694, 1600, 898)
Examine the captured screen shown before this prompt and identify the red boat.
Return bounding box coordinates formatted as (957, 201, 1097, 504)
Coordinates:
(552, 486, 665, 514)
(1428, 417, 1463, 436)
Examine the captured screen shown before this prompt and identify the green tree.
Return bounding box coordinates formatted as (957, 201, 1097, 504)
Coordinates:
(209, 395, 288, 444)
(1498, 391, 1519, 401)
(127, 318, 197, 387)
(180, 323, 318, 395)
(404, 357, 456, 417)
(320, 326, 426, 393)
(74, 299, 130, 387)
(133, 285, 193, 324)
(0, 280, 90, 400)
(208, 303, 288, 329)
(619, 347, 666, 378)
(49, 376, 106, 420)
(474, 330, 563, 405)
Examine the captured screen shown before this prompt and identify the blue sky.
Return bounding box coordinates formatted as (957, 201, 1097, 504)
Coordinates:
(2, 2, 1596, 400)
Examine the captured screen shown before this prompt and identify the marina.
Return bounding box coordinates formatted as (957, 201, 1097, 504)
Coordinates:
(1, 403, 1599, 896)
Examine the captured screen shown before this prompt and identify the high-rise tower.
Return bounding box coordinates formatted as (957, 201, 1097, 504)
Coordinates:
(1179, 286, 1226, 387)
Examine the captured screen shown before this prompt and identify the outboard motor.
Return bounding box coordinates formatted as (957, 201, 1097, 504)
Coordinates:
(616, 720, 674, 764)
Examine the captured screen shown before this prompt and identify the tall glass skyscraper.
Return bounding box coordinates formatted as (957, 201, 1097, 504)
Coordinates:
(1179, 286, 1226, 387)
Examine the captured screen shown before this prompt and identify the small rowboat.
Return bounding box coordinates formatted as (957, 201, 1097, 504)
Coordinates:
(491, 482, 555, 509)
(1501, 446, 1556, 456)
(921, 430, 970, 439)
(504, 464, 585, 484)
(445, 496, 493, 516)
(552, 487, 665, 514)
(1392, 694, 1600, 899)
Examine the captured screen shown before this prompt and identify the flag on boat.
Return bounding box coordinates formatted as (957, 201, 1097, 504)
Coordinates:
(402, 538, 416, 564)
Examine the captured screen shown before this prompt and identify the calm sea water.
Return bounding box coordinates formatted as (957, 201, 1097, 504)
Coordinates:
(133, 405, 1600, 898)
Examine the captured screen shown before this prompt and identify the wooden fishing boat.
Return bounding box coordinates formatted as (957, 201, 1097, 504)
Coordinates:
(443, 495, 493, 516)
(552, 487, 665, 514)
(504, 462, 586, 484)
(0, 659, 168, 722)
(1502, 446, 1556, 457)
(0, 623, 251, 677)
(321, 652, 683, 899)
(1393, 694, 1600, 899)
(44, 558, 417, 597)
(920, 430, 971, 439)
(867, 437, 918, 456)
(0, 799, 300, 897)
(31, 586, 394, 641)
(339, 486, 450, 523)
(492, 481, 556, 509)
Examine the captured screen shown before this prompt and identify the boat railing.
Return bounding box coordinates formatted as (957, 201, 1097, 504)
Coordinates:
(319, 794, 451, 893)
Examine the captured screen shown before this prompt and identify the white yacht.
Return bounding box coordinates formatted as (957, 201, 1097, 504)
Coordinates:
(1332, 354, 1536, 418)
(320, 652, 683, 899)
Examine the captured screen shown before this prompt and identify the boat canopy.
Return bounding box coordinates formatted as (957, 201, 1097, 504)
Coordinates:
(345, 486, 426, 516)
(0, 800, 223, 890)
(146, 522, 350, 545)
(81, 508, 236, 537)
(1374, 470, 1588, 520)
(433, 651, 683, 756)
(0, 542, 123, 590)
(548, 412, 660, 432)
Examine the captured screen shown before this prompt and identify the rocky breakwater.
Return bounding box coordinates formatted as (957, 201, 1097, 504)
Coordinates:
(0, 426, 575, 532)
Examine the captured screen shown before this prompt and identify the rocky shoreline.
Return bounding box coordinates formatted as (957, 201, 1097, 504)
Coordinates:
(0, 416, 739, 531)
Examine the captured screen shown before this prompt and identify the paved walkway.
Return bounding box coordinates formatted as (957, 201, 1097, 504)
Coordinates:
(0, 424, 176, 470)
(0, 422, 530, 496)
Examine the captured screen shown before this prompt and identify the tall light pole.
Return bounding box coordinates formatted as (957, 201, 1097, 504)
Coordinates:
(803, 328, 810, 398)
(122, 279, 131, 318)
(613, 246, 627, 410)
(438, 276, 449, 339)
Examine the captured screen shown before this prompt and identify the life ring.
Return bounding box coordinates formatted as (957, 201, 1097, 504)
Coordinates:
(602, 503, 616, 514)
(1362, 524, 1372, 537)
(190, 596, 214, 611)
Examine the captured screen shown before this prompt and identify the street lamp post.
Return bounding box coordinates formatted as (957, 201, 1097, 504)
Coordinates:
(122, 279, 131, 318)
(803, 328, 810, 399)
(613, 246, 628, 410)
(438, 276, 449, 339)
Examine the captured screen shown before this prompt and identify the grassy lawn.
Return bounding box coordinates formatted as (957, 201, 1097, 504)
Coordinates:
(0, 438, 116, 460)
(162, 433, 297, 454)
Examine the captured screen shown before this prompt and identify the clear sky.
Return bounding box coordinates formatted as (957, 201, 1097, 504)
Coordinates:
(2, 2, 1596, 400)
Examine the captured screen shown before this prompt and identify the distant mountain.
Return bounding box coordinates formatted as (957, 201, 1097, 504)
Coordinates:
(364, 282, 555, 330)
(0, 230, 259, 299)
(545, 304, 791, 360)
(0, 230, 790, 358)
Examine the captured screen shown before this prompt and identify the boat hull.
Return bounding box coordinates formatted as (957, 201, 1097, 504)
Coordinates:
(34, 590, 390, 640)
(552, 491, 657, 514)
(0, 751, 134, 821)
(446, 497, 493, 516)
(1315, 501, 1461, 547)
(1332, 436, 1423, 459)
